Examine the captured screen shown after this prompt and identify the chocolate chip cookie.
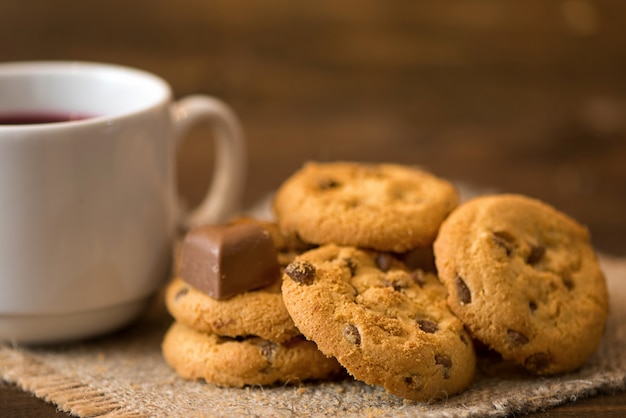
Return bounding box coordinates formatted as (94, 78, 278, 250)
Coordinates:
(165, 277, 300, 343)
(162, 322, 343, 388)
(281, 244, 476, 402)
(273, 162, 458, 253)
(434, 194, 609, 375)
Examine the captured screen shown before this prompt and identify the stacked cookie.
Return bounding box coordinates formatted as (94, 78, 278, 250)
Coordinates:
(275, 162, 476, 401)
(162, 221, 342, 388)
(163, 161, 609, 403)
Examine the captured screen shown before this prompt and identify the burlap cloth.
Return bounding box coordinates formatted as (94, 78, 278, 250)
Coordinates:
(1, 190, 626, 417)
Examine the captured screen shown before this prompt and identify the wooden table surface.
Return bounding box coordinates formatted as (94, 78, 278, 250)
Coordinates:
(1, 1, 625, 416)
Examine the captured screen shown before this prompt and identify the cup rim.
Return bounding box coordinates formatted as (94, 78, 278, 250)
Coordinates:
(0, 60, 172, 130)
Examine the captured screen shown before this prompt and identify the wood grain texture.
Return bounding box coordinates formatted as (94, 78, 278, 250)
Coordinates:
(1, 1, 624, 415)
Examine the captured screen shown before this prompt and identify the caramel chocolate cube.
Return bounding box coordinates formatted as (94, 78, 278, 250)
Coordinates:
(180, 223, 280, 299)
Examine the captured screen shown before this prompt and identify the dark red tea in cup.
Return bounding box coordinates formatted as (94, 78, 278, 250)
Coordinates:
(0, 112, 95, 125)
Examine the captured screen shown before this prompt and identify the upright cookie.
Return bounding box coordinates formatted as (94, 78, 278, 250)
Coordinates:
(434, 194, 609, 375)
(165, 277, 300, 343)
(162, 322, 343, 388)
(281, 244, 476, 402)
(273, 162, 458, 253)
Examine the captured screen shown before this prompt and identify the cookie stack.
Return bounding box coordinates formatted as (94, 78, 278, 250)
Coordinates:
(163, 161, 609, 403)
(275, 162, 476, 401)
(162, 221, 343, 388)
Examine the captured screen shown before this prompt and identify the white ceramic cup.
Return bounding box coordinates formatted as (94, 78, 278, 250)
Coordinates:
(0, 61, 246, 344)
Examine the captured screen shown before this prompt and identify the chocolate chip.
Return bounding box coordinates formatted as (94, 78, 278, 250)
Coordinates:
(343, 324, 361, 346)
(529, 301, 538, 312)
(417, 319, 438, 334)
(318, 177, 340, 190)
(507, 329, 530, 346)
(285, 260, 316, 285)
(174, 287, 189, 301)
(344, 257, 358, 276)
(384, 280, 399, 291)
(525, 352, 552, 373)
(435, 354, 452, 368)
(403, 375, 424, 391)
(526, 245, 546, 265)
(492, 231, 515, 256)
(435, 354, 452, 379)
(456, 276, 472, 304)
(410, 270, 426, 287)
(393, 281, 407, 291)
(257, 340, 278, 363)
(562, 272, 575, 290)
(375, 253, 394, 272)
(384, 276, 408, 291)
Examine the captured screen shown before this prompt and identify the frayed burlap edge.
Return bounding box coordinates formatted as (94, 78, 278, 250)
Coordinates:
(0, 347, 142, 417)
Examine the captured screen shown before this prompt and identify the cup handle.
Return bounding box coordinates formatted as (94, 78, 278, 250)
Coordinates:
(171, 95, 246, 229)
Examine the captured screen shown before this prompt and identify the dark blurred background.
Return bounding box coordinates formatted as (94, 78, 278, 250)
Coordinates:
(2, 0, 625, 255)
